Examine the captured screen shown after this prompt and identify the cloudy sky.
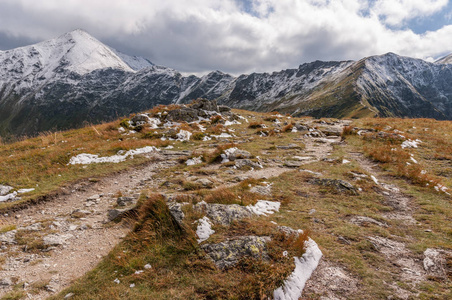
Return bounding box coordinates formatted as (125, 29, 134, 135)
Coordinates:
(1, 0, 452, 75)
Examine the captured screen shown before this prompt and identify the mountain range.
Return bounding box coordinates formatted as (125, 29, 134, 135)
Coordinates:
(1, 29, 452, 138)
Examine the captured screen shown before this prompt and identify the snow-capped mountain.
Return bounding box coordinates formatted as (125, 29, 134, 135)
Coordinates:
(435, 53, 452, 64)
(1, 30, 452, 138)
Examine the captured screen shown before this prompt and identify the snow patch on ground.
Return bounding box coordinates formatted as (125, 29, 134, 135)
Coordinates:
(68, 146, 159, 165)
(273, 238, 323, 300)
(0, 192, 18, 202)
(186, 156, 203, 166)
(212, 133, 234, 139)
(196, 216, 215, 243)
(401, 139, 422, 149)
(247, 200, 280, 216)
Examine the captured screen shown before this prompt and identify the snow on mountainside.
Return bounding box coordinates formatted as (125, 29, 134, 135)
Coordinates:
(110, 48, 154, 71)
(0, 29, 134, 91)
(435, 53, 452, 64)
(1, 29, 452, 139)
(356, 53, 452, 119)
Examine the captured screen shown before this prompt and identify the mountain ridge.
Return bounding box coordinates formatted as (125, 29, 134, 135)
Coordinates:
(1, 30, 452, 139)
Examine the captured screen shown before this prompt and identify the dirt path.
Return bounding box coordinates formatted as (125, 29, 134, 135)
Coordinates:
(348, 152, 426, 298)
(0, 152, 181, 299)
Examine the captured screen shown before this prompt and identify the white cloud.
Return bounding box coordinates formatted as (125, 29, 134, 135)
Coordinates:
(371, 0, 448, 26)
(0, 0, 452, 74)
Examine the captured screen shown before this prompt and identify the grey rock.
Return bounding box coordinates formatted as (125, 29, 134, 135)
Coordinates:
(423, 248, 452, 278)
(0, 277, 13, 286)
(284, 160, 304, 168)
(190, 98, 219, 112)
(349, 216, 388, 227)
(195, 202, 252, 225)
(117, 196, 134, 206)
(107, 208, 130, 221)
(234, 159, 263, 170)
(0, 185, 13, 196)
(64, 293, 75, 299)
(202, 236, 271, 269)
(43, 233, 73, 246)
(218, 105, 231, 113)
(311, 178, 358, 195)
(22, 223, 43, 231)
(194, 178, 214, 188)
(168, 202, 185, 224)
(277, 143, 302, 150)
(0, 230, 17, 244)
(250, 185, 272, 196)
(71, 209, 91, 218)
(166, 108, 199, 123)
(320, 127, 342, 136)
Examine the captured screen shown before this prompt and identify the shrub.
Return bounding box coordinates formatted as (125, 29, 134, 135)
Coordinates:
(119, 118, 131, 129)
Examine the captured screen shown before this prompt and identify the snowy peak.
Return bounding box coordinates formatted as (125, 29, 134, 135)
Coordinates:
(37, 29, 134, 75)
(435, 53, 452, 64)
(0, 29, 134, 91)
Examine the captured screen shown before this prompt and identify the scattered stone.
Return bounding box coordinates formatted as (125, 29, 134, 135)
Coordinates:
(107, 208, 131, 221)
(423, 248, 452, 279)
(43, 233, 73, 246)
(0, 277, 13, 286)
(0, 230, 17, 244)
(194, 178, 214, 188)
(86, 194, 100, 201)
(221, 147, 252, 162)
(117, 196, 134, 206)
(195, 201, 253, 225)
(202, 236, 271, 269)
(310, 178, 358, 195)
(250, 185, 272, 196)
(22, 223, 43, 231)
(349, 216, 388, 227)
(277, 143, 302, 150)
(234, 159, 263, 170)
(71, 209, 91, 218)
(64, 293, 75, 299)
(284, 160, 304, 168)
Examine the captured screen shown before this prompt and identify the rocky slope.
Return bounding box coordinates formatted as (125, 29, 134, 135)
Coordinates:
(1, 30, 452, 138)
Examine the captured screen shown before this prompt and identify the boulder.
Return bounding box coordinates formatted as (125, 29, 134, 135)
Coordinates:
(310, 178, 358, 195)
(235, 159, 263, 170)
(117, 196, 134, 206)
(195, 201, 252, 225)
(166, 108, 199, 123)
(189, 99, 219, 112)
(194, 178, 214, 188)
(202, 236, 271, 269)
(168, 202, 185, 225)
(218, 105, 231, 113)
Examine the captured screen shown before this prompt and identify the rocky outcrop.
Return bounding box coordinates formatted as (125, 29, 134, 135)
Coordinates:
(202, 236, 271, 269)
(194, 201, 252, 225)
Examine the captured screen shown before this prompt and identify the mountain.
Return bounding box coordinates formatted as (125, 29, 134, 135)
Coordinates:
(1, 30, 452, 139)
(435, 53, 452, 64)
